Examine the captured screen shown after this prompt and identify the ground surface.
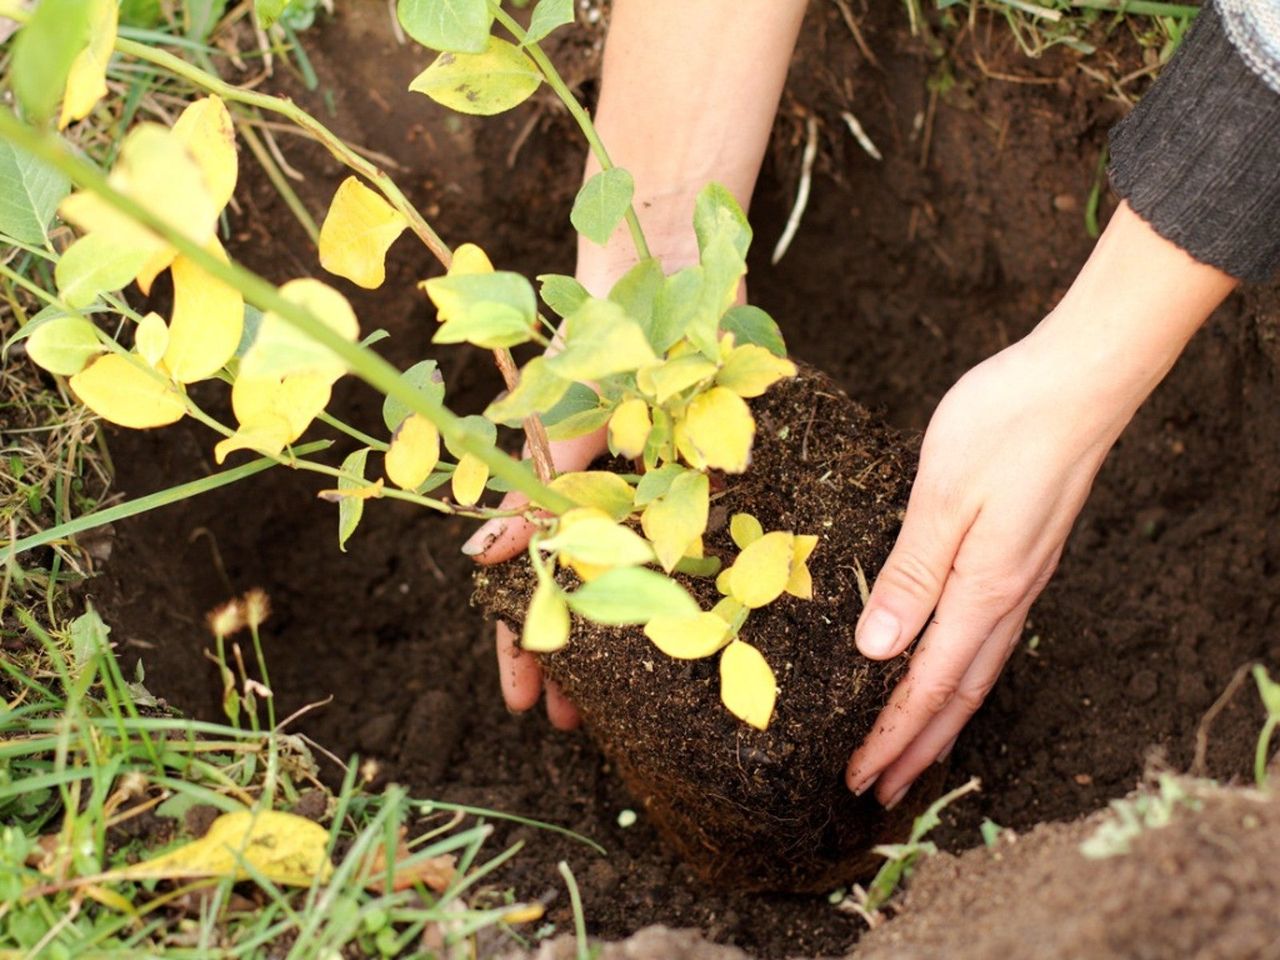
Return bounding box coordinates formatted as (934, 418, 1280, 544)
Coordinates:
(88, 2, 1280, 957)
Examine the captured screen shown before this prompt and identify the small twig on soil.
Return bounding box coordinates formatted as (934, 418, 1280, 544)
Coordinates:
(386, 0, 406, 44)
(852, 558, 870, 605)
(772, 114, 819, 266)
(800, 404, 818, 462)
(918, 87, 938, 170)
(507, 104, 546, 169)
(832, 0, 882, 69)
(274, 695, 335, 734)
(1193, 660, 1255, 777)
(841, 110, 882, 161)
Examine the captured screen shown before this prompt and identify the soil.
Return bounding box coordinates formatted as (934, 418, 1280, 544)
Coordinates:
(82, 0, 1280, 957)
(476, 367, 928, 893)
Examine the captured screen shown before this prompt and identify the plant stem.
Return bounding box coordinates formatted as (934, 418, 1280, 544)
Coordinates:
(316, 412, 388, 451)
(492, 6, 651, 261)
(1256, 715, 1277, 788)
(237, 117, 321, 244)
(1067, 0, 1199, 16)
(0, 113, 576, 516)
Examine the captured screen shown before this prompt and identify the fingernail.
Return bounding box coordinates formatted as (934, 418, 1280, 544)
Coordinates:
(937, 736, 959, 764)
(852, 772, 879, 797)
(856, 608, 901, 658)
(885, 783, 911, 811)
(462, 521, 505, 556)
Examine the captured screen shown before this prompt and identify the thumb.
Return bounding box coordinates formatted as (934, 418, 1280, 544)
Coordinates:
(856, 490, 963, 660)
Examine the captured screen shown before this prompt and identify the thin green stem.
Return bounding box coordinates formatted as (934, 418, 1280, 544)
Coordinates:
(316, 412, 388, 451)
(492, 6, 651, 261)
(238, 118, 321, 244)
(1256, 715, 1277, 788)
(1067, 0, 1199, 16)
(0, 113, 575, 515)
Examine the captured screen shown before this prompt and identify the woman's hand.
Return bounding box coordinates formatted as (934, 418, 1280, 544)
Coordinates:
(846, 202, 1238, 808)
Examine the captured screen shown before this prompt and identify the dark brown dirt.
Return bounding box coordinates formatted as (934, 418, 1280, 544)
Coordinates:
(477, 367, 928, 892)
(82, 0, 1280, 957)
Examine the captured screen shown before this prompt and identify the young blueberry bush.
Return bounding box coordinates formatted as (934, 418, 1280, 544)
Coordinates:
(3, 0, 817, 730)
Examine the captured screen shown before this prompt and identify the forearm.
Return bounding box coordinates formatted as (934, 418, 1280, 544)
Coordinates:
(580, 0, 807, 282)
(1029, 202, 1237, 422)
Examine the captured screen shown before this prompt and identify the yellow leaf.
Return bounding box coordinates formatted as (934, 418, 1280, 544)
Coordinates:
(60, 124, 218, 258)
(522, 579, 570, 653)
(240, 279, 359, 382)
(720, 640, 777, 730)
(165, 235, 244, 383)
(408, 38, 542, 116)
(317, 479, 384, 502)
(716, 343, 797, 398)
(727, 531, 795, 609)
(172, 96, 238, 211)
(547, 471, 635, 521)
(636, 355, 718, 404)
(674, 387, 754, 473)
(448, 242, 495, 275)
(447, 453, 485, 506)
(785, 533, 819, 600)
(83, 884, 137, 916)
(542, 507, 653, 576)
(502, 904, 546, 925)
(214, 418, 292, 464)
(58, 0, 117, 130)
(69, 354, 185, 429)
(135, 312, 169, 369)
(232, 373, 332, 442)
(120, 810, 332, 887)
(318, 177, 409, 289)
(135, 248, 176, 297)
(385, 413, 440, 490)
(644, 611, 730, 660)
(640, 471, 709, 573)
(608, 398, 651, 459)
(715, 567, 733, 596)
(729, 513, 763, 550)
(711, 596, 746, 628)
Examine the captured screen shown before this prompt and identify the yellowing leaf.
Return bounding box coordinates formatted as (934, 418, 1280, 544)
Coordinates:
(121, 810, 332, 887)
(60, 124, 218, 258)
(135, 247, 177, 297)
(641, 470, 709, 573)
(711, 596, 747, 632)
(318, 177, 409, 289)
(318, 479, 384, 501)
(214, 418, 292, 464)
(26, 315, 104, 376)
(408, 38, 542, 116)
(547, 471, 635, 521)
(69, 354, 185, 429)
(172, 96, 238, 211)
(720, 640, 777, 730)
(545, 299, 657, 382)
(541, 507, 653, 572)
(385, 414, 440, 489)
(716, 342, 798, 398)
(730, 513, 764, 550)
(727, 531, 795, 609)
(449, 242, 494, 275)
(636, 354, 718, 404)
(565, 566, 699, 625)
(674, 387, 754, 473)
(165, 235, 244, 383)
(644, 611, 730, 660)
(240, 279, 359, 381)
(58, 0, 117, 130)
(608, 398, 651, 459)
(522, 579, 570, 653)
(486, 356, 571, 425)
(135, 312, 169, 368)
(54, 233, 150, 309)
(785, 533, 819, 600)
(452, 453, 489, 505)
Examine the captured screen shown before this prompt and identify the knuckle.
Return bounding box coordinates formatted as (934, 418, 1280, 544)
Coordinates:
(882, 550, 945, 602)
(955, 677, 997, 714)
(920, 679, 959, 716)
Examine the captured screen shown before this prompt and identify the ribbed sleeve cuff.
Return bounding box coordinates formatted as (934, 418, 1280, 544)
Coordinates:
(1108, 2, 1280, 284)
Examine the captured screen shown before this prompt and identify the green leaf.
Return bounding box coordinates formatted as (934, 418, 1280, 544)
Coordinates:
(69, 604, 111, 675)
(397, 0, 493, 53)
(650, 266, 703, 354)
(485, 355, 570, 425)
(254, 0, 287, 28)
(641, 470, 709, 573)
(408, 38, 542, 116)
(633, 463, 686, 507)
(426, 270, 537, 349)
(688, 232, 745, 357)
(185, 0, 229, 41)
(721, 304, 786, 358)
(538, 273, 589, 319)
(337, 447, 371, 552)
(11, 0, 95, 125)
(434, 302, 532, 349)
(548, 471, 635, 521)
(608, 258, 664, 334)
(545, 405, 612, 442)
(694, 183, 752, 261)
(0, 141, 70, 245)
(442, 413, 497, 461)
(566, 567, 699, 626)
(545, 299, 656, 381)
(540, 512, 653, 569)
(382, 359, 446, 433)
(525, 0, 574, 42)
(542, 382, 599, 426)
(25, 315, 104, 376)
(571, 168, 635, 246)
(55, 235, 150, 310)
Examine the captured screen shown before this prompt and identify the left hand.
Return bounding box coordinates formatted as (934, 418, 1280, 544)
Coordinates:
(844, 201, 1238, 810)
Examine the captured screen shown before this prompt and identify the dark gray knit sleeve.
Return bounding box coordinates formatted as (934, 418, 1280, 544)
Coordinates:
(1108, 2, 1280, 283)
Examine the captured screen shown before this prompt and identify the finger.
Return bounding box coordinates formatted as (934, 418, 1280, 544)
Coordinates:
(846, 562, 1019, 793)
(496, 620, 543, 712)
(545, 679, 581, 730)
(873, 603, 1029, 807)
(855, 475, 971, 661)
